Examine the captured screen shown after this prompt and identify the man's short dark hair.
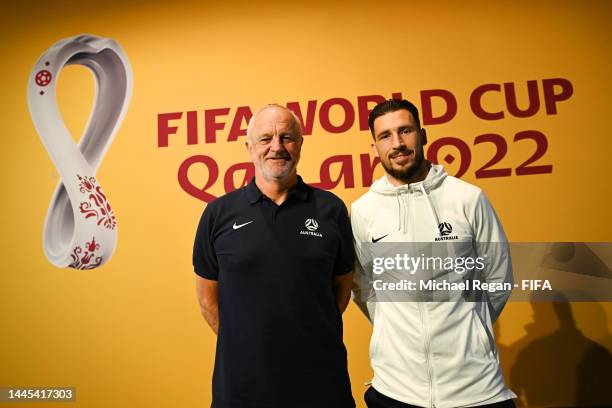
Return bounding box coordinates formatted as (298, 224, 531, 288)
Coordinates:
(368, 99, 421, 137)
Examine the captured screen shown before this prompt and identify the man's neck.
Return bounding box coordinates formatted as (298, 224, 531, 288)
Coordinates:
(386, 161, 431, 187)
(255, 172, 298, 205)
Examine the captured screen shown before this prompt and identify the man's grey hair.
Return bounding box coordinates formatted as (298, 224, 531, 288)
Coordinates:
(246, 104, 303, 143)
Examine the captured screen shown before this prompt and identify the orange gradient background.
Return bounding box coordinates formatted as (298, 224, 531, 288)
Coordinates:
(1, 1, 611, 407)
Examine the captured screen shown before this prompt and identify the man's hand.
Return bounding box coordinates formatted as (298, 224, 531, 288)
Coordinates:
(195, 275, 219, 334)
(334, 272, 353, 313)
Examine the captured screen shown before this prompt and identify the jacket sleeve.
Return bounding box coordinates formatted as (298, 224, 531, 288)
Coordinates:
(472, 191, 513, 322)
(350, 205, 376, 323)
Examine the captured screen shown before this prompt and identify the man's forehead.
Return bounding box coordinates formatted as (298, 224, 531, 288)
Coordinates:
(374, 109, 418, 132)
(252, 108, 298, 132)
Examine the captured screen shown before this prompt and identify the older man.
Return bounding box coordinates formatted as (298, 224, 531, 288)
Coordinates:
(193, 105, 355, 408)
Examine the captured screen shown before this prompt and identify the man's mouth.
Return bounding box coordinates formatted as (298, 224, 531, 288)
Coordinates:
(390, 150, 413, 163)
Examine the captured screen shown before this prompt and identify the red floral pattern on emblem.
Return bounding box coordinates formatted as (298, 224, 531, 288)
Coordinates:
(35, 70, 52, 86)
(69, 236, 103, 269)
(77, 175, 117, 229)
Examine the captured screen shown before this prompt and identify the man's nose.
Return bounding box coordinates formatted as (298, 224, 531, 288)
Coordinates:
(390, 132, 405, 148)
(270, 136, 285, 151)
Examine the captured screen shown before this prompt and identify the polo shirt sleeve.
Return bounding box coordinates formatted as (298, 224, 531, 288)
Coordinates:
(192, 204, 219, 280)
(333, 201, 356, 276)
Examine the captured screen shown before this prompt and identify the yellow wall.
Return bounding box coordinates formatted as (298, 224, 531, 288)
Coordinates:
(1, 1, 611, 406)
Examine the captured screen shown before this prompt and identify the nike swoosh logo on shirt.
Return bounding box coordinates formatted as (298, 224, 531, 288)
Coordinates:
(372, 234, 388, 243)
(233, 221, 253, 230)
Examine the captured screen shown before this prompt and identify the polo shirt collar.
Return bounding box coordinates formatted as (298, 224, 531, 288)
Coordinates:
(246, 175, 310, 204)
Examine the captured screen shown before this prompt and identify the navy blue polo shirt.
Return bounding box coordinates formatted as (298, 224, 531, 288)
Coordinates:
(193, 176, 355, 408)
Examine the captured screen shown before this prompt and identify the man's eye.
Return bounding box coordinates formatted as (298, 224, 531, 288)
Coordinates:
(401, 128, 413, 134)
(379, 134, 390, 140)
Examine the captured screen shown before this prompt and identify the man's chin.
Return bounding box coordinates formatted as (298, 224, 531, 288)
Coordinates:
(262, 167, 294, 181)
(383, 163, 419, 182)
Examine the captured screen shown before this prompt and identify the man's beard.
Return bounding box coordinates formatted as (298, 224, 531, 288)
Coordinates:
(262, 163, 293, 181)
(382, 148, 425, 182)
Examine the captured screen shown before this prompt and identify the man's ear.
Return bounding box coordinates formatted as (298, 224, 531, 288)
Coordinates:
(420, 128, 427, 146)
(371, 142, 380, 158)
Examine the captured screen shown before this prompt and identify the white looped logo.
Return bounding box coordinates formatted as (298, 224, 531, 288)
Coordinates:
(305, 218, 319, 231)
(28, 34, 133, 269)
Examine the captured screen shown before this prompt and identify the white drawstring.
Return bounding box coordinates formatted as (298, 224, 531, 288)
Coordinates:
(395, 192, 401, 232)
(420, 184, 440, 233)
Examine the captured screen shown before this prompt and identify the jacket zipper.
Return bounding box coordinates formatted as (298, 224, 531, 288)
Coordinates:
(419, 301, 435, 408)
(409, 191, 436, 408)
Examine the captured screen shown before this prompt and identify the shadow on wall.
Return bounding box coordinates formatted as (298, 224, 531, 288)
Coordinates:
(496, 293, 612, 407)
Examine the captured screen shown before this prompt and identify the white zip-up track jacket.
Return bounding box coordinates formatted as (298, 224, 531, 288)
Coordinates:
(351, 164, 516, 408)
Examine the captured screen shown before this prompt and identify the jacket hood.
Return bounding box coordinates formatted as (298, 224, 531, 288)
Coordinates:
(370, 163, 447, 195)
(369, 163, 448, 233)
